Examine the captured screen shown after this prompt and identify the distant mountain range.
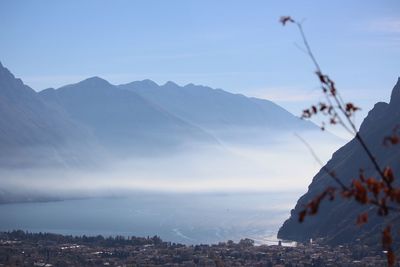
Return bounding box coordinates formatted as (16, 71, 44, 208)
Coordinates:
(40, 77, 216, 155)
(0, 61, 314, 167)
(278, 78, 400, 246)
(119, 80, 314, 146)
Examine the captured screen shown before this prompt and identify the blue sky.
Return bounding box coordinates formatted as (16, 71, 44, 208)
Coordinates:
(1, 0, 399, 130)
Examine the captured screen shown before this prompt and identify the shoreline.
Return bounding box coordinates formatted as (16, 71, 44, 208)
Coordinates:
(0, 230, 385, 266)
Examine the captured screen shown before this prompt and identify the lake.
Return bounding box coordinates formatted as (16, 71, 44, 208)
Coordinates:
(0, 192, 299, 245)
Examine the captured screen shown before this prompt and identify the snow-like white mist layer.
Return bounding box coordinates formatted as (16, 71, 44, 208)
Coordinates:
(0, 131, 344, 200)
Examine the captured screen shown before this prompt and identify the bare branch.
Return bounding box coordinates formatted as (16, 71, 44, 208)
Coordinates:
(294, 133, 348, 190)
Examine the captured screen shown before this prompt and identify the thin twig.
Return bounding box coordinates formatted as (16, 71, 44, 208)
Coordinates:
(295, 133, 348, 190)
(294, 20, 387, 188)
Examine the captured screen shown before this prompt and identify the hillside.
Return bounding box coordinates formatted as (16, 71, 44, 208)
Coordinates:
(0, 62, 96, 168)
(0, 61, 322, 167)
(119, 80, 314, 145)
(39, 78, 216, 155)
(278, 78, 400, 245)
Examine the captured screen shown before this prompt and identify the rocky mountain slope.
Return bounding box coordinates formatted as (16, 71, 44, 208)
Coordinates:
(278, 78, 400, 245)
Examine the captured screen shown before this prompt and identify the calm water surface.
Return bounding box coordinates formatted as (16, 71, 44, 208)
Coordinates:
(0, 192, 299, 245)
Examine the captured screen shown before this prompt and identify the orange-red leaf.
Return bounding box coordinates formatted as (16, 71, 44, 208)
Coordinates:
(383, 167, 394, 183)
(356, 212, 368, 226)
(382, 226, 392, 248)
(387, 249, 396, 267)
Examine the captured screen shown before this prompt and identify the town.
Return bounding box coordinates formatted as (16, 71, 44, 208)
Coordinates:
(0, 230, 386, 266)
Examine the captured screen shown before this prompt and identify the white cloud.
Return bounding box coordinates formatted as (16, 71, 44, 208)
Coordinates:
(369, 17, 400, 34)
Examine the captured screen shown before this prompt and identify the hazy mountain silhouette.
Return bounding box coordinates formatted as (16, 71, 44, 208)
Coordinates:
(39, 77, 217, 155)
(278, 78, 400, 245)
(0, 62, 96, 167)
(119, 80, 314, 145)
(0, 61, 318, 168)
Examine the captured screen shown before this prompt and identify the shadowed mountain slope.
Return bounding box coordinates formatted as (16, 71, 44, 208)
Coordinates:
(119, 80, 314, 145)
(0, 62, 96, 167)
(40, 78, 217, 155)
(278, 78, 400, 245)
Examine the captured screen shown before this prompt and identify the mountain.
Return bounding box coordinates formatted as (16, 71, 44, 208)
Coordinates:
(39, 77, 217, 155)
(119, 80, 314, 145)
(278, 78, 400, 245)
(0, 61, 318, 166)
(0, 62, 96, 167)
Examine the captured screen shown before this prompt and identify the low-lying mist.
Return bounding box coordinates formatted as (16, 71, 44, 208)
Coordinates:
(0, 131, 345, 203)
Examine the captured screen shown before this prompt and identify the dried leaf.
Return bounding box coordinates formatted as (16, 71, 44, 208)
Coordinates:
(382, 225, 393, 249)
(280, 16, 294, 26)
(383, 167, 394, 183)
(356, 212, 368, 226)
(387, 249, 396, 267)
(299, 210, 306, 223)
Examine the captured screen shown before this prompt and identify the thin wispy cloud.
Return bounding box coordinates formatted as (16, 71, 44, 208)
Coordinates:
(252, 86, 320, 102)
(345, 17, 400, 47)
(369, 17, 400, 34)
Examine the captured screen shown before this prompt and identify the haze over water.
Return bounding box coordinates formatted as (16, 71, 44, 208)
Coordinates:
(0, 131, 341, 244)
(0, 193, 299, 245)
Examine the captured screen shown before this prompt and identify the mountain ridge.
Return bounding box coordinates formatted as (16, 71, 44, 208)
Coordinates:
(0, 62, 98, 167)
(1, 61, 321, 168)
(39, 77, 217, 155)
(118, 79, 316, 145)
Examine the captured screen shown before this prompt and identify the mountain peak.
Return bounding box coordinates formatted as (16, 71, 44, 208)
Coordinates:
(0, 61, 14, 78)
(163, 81, 178, 87)
(359, 102, 389, 133)
(118, 79, 159, 91)
(389, 76, 400, 107)
(77, 76, 112, 87)
(83, 76, 109, 83)
(132, 79, 159, 89)
(0, 62, 27, 90)
(141, 79, 158, 86)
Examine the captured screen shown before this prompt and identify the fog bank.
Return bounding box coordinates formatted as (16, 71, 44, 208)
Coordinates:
(0, 131, 344, 202)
